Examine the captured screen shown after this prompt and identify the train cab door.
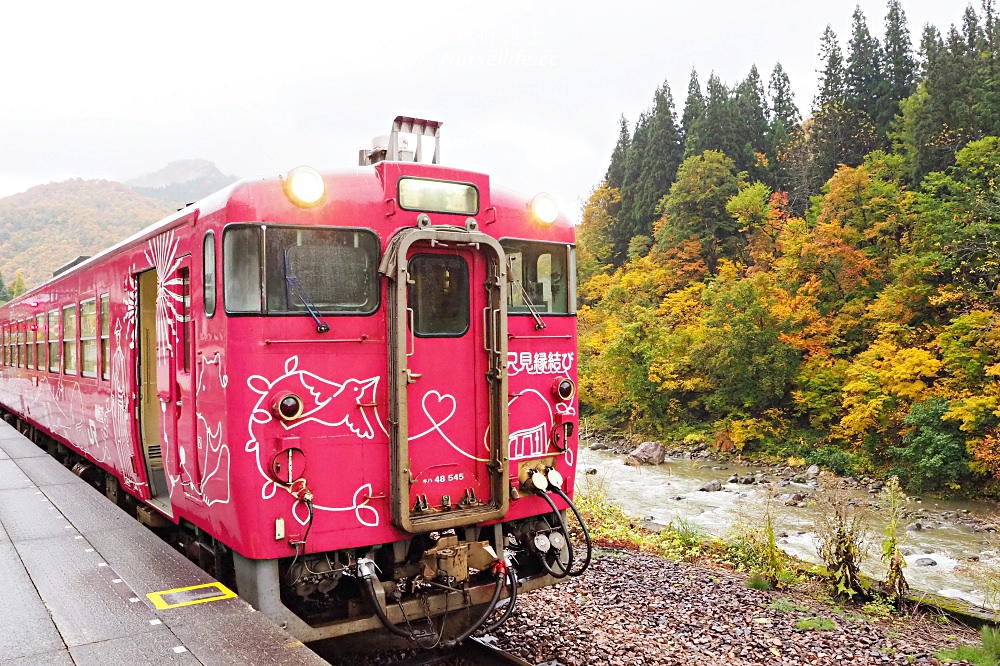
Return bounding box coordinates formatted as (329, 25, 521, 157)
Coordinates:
(381, 226, 510, 533)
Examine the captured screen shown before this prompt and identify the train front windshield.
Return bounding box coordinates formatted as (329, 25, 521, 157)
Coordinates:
(223, 224, 380, 315)
(501, 240, 575, 315)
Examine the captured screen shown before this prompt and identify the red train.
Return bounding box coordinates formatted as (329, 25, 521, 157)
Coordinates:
(0, 117, 589, 645)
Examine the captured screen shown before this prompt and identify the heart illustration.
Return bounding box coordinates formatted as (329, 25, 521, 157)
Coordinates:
(422, 390, 457, 429)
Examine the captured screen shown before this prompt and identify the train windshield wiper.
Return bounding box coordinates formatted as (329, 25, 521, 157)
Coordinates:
(508, 257, 546, 331)
(284, 252, 330, 334)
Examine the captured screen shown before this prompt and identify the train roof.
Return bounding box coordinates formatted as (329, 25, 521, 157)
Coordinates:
(12, 162, 573, 304)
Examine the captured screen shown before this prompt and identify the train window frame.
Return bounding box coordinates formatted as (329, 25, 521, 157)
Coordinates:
(222, 224, 263, 314)
(62, 304, 78, 375)
(80, 298, 97, 378)
(26, 319, 34, 370)
(397, 177, 480, 216)
(180, 267, 191, 373)
(17, 320, 24, 368)
(203, 232, 217, 318)
(35, 313, 44, 371)
(100, 294, 110, 380)
(222, 223, 381, 317)
(47, 310, 60, 373)
(406, 253, 471, 338)
(499, 238, 577, 316)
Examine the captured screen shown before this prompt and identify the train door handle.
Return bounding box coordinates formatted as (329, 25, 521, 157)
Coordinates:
(404, 369, 422, 384)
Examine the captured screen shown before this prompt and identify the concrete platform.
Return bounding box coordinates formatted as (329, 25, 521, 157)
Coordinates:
(0, 420, 328, 665)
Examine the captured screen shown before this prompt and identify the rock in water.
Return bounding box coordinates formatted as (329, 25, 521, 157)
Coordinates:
(913, 557, 937, 567)
(699, 480, 722, 492)
(626, 441, 667, 465)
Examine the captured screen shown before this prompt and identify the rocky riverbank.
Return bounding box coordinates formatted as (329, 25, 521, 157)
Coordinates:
(585, 437, 1000, 538)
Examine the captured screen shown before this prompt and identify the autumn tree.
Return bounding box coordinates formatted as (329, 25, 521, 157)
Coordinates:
(655, 151, 741, 273)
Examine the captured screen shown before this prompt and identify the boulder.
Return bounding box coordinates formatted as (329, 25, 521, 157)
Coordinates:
(699, 480, 723, 492)
(625, 441, 667, 465)
(584, 467, 598, 475)
(726, 474, 739, 484)
(806, 464, 821, 478)
(913, 557, 937, 567)
(589, 441, 610, 451)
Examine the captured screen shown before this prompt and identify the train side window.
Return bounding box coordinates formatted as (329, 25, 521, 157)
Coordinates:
(35, 314, 44, 371)
(100, 294, 110, 380)
(26, 321, 34, 370)
(47, 310, 59, 372)
(223, 225, 262, 313)
(180, 267, 191, 372)
(17, 321, 24, 368)
(203, 232, 216, 318)
(23, 322, 28, 366)
(62, 304, 78, 375)
(80, 299, 97, 378)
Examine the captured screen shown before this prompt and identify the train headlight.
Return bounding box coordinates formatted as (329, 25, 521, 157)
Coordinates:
(530, 193, 559, 224)
(553, 378, 575, 401)
(273, 392, 305, 421)
(283, 166, 326, 208)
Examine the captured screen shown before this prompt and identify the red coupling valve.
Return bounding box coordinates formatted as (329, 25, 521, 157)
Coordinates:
(490, 558, 509, 577)
(289, 478, 314, 503)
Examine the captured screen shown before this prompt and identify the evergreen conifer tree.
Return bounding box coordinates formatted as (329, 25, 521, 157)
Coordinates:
(876, 0, 916, 136)
(632, 80, 683, 242)
(606, 115, 631, 191)
(734, 65, 771, 181)
(815, 26, 847, 111)
(845, 5, 884, 122)
(702, 73, 740, 163)
(681, 68, 706, 158)
(615, 111, 651, 263)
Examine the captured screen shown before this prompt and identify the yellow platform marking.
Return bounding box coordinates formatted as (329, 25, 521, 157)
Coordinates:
(146, 582, 236, 609)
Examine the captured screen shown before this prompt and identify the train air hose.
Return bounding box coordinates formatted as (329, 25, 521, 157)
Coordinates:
(535, 489, 575, 578)
(535, 486, 593, 578)
(355, 557, 506, 648)
(549, 484, 593, 577)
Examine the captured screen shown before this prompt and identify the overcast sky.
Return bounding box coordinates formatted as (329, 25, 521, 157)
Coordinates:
(0, 1, 974, 220)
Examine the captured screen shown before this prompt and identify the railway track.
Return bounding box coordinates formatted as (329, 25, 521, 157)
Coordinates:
(363, 637, 536, 666)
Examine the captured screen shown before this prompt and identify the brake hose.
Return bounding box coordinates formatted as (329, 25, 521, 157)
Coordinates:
(535, 490, 575, 578)
(441, 561, 506, 647)
(549, 484, 593, 577)
(478, 560, 518, 634)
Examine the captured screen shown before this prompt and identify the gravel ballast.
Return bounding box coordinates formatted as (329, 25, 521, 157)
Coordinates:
(486, 550, 982, 665)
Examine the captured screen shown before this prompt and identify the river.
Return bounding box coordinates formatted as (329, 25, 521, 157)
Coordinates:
(577, 445, 1000, 613)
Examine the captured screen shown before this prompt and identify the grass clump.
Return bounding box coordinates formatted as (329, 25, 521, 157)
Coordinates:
(796, 616, 836, 631)
(723, 485, 797, 588)
(768, 597, 796, 612)
(937, 626, 1000, 666)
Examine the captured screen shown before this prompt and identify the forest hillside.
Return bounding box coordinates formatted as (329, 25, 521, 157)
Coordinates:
(577, 1, 1000, 497)
(0, 180, 176, 289)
